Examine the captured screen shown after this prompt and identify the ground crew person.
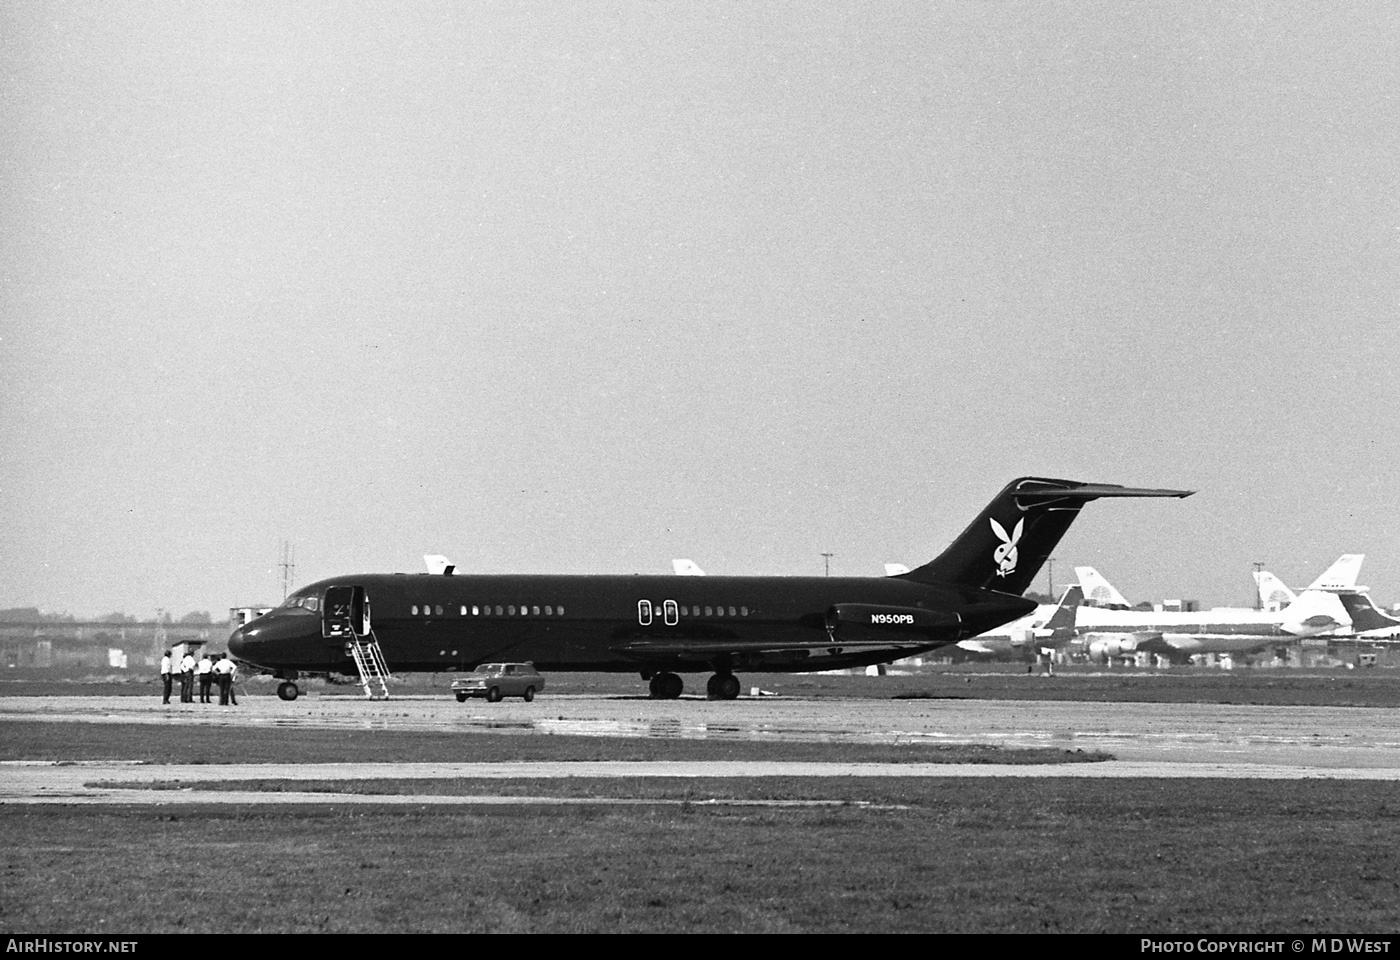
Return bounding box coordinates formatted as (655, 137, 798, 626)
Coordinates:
(196, 651, 214, 703)
(179, 649, 195, 703)
(214, 654, 238, 706)
(160, 650, 173, 704)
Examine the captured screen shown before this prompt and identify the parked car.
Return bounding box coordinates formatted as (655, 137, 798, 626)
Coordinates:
(451, 663, 545, 703)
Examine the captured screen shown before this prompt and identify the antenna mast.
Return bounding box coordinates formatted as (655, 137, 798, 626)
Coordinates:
(279, 541, 296, 600)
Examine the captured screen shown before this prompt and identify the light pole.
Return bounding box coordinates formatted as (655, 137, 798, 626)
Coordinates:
(821, 552, 834, 577)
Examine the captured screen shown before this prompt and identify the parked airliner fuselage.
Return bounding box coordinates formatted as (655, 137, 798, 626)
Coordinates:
(228, 477, 1191, 699)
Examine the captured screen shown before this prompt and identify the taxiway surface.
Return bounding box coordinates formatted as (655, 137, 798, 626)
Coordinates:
(4, 692, 1400, 805)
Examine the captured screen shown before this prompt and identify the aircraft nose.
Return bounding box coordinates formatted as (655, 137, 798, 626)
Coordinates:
(227, 623, 251, 661)
(227, 613, 310, 668)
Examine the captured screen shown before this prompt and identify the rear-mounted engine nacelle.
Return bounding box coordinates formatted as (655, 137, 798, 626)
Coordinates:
(825, 604, 963, 642)
(1085, 633, 1137, 662)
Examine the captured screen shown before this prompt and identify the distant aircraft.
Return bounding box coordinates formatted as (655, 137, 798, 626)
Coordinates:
(227, 476, 1191, 701)
(1253, 571, 1297, 612)
(1075, 567, 1132, 609)
(1254, 555, 1365, 611)
(1335, 592, 1400, 640)
(1074, 558, 1357, 664)
(956, 584, 1084, 660)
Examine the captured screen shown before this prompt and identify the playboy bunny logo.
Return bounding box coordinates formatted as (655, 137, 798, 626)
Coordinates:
(990, 517, 1024, 577)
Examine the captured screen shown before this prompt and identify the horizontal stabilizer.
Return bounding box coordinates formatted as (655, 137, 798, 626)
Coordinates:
(1011, 484, 1194, 503)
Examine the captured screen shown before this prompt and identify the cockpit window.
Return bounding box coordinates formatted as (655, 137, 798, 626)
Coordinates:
(279, 594, 320, 612)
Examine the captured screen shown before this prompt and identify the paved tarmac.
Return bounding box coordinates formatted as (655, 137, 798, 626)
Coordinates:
(4, 692, 1400, 804)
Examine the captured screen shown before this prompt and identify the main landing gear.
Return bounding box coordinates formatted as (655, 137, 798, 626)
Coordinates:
(706, 673, 741, 701)
(277, 681, 300, 701)
(644, 671, 742, 700)
(648, 672, 683, 699)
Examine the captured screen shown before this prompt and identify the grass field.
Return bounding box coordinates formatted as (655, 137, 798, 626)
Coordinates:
(5, 780, 1400, 933)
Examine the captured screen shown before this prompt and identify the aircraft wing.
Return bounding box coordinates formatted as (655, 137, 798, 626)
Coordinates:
(613, 636, 934, 663)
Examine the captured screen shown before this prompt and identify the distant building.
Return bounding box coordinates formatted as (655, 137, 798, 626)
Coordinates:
(229, 606, 274, 627)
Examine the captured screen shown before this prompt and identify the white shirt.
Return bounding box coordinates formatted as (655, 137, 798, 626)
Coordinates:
(160, 656, 171, 675)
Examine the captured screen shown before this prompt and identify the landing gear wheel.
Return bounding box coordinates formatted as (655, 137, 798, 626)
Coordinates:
(649, 672, 683, 699)
(707, 673, 741, 700)
(487, 686, 502, 703)
(455, 692, 468, 703)
(277, 681, 300, 701)
(523, 686, 535, 702)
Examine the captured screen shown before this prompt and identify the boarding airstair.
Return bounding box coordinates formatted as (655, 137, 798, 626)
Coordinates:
(346, 627, 392, 700)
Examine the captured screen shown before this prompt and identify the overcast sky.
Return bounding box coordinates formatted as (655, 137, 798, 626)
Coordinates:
(2, 1, 1397, 618)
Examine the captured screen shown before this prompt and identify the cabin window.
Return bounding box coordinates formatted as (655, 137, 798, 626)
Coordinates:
(704, 606, 713, 617)
(545, 605, 553, 616)
(532, 605, 540, 616)
(728, 606, 736, 617)
(411, 605, 418, 615)
(741, 606, 749, 617)
(495, 605, 503, 616)
(557, 605, 564, 616)
(435, 605, 443, 616)
(508, 605, 516, 615)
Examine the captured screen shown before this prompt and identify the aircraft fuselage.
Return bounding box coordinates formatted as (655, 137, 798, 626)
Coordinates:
(229, 572, 1036, 678)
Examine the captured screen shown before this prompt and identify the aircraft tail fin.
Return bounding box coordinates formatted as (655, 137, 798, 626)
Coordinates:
(1337, 592, 1400, 634)
(1075, 566, 1132, 609)
(884, 563, 911, 577)
(1042, 584, 1084, 631)
(672, 559, 706, 576)
(900, 478, 1192, 596)
(1305, 554, 1365, 592)
(424, 555, 455, 576)
(1253, 571, 1296, 611)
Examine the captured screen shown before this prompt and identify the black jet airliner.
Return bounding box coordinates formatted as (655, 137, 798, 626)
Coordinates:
(228, 477, 1191, 700)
